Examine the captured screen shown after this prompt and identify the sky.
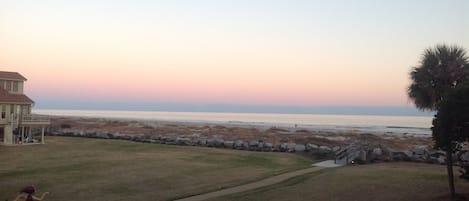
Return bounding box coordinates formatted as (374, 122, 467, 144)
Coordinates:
(0, 0, 468, 114)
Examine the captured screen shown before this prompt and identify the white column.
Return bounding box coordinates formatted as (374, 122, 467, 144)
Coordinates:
(21, 127, 24, 144)
(41, 127, 45, 144)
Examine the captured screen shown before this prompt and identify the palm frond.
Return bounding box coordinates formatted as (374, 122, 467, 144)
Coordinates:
(408, 44, 469, 111)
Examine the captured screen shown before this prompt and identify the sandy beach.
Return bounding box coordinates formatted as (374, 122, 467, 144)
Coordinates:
(50, 116, 432, 150)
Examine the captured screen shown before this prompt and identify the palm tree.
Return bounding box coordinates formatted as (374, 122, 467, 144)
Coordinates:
(408, 44, 469, 199)
(409, 45, 469, 110)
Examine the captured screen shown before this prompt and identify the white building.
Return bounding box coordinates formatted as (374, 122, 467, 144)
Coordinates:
(0, 71, 50, 145)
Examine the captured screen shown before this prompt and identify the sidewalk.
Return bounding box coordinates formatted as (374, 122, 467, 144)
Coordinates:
(175, 161, 342, 201)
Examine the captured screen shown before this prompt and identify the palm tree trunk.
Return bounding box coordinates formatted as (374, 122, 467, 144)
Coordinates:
(446, 147, 456, 200)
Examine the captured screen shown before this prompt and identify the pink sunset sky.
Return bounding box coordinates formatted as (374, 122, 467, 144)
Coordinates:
(1, 1, 468, 109)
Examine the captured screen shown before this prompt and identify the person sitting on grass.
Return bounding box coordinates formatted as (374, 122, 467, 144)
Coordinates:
(12, 186, 49, 201)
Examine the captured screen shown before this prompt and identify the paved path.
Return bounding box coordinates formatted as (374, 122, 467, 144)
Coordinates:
(314, 159, 346, 168)
(175, 161, 342, 201)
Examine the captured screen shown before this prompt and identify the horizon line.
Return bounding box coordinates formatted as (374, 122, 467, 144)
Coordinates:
(33, 105, 433, 117)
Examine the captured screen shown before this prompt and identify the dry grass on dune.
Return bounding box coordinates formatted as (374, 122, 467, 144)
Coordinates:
(50, 117, 432, 149)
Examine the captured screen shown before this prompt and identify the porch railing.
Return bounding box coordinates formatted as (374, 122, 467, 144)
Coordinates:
(21, 114, 50, 124)
(0, 113, 50, 126)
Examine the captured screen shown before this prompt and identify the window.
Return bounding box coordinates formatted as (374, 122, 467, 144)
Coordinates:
(12, 81, 18, 92)
(5, 81, 11, 91)
(1, 105, 5, 120)
(21, 105, 29, 114)
(15, 105, 20, 114)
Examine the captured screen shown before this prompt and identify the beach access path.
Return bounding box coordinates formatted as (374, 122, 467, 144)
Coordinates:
(174, 160, 342, 201)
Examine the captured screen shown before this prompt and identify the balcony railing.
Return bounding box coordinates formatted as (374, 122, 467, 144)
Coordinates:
(21, 114, 50, 125)
(0, 114, 50, 125)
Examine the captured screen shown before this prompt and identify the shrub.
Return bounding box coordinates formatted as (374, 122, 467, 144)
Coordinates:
(60, 124, 71, 129)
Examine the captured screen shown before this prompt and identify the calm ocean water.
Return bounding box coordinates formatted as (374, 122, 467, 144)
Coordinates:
(34, 109, 433, 136)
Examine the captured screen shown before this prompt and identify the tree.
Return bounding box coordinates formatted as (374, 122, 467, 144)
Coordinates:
(408, 44, 469, 199)
(432, 84, 469, 150)
(408, 45, 469, 110)
(433, 84, 469, 181)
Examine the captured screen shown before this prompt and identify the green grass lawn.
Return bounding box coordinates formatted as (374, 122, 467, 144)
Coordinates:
(0, 136, 312, 201)
(210, 162, 469, 201)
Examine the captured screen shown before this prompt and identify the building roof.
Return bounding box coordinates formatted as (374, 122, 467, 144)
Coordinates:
(0, 71, 27, 81)
(0, 87, 34, 104)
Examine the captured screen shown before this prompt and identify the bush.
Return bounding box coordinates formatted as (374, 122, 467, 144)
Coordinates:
(459, 164, 469, 181)
(60, 124, 71, 129)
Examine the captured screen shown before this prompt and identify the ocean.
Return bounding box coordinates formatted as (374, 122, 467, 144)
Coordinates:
(34, 109, 433, 136)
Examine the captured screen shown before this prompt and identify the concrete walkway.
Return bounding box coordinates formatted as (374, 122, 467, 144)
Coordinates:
(175, 161, 342, 201)
(314, 159, 346, 168)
